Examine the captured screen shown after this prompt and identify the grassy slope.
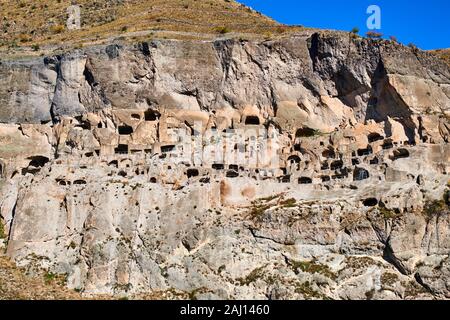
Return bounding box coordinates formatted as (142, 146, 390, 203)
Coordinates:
(430, 49, 450, 67)
(0, 0, 300, 53)
(1, 0, 448, 64)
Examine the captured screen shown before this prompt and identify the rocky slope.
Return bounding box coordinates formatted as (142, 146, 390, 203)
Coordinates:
(0, 0, 293, 59)
(0, 248, 82, 300)
(431, 49, 450, 67)
(0, 29, 449, 300)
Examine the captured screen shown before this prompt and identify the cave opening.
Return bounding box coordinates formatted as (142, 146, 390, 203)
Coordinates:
(298, 177, 313, 184)
(288, 155, 301, 164)
(330, 160, 344, 170)
(368, 132, 384, 143)
(363, 198, 378, 207)
(115, 144, 129, 154)
(322, 149, 336, 159)
(187, 169, 200, 178)
(353, 168, 370, 181)
(145, 109, 160, 121)
(382, 140, 394, 150)
(118, 125, 133, 135)
(245, 116, 260, 125)
(391, 148, 410, 161)
(226, 170, 239, 178)
(279, 175, 291, 183)
(28, 156, 50, 168)
(161, 145, 176, 153)
(357, 146, 373, 156)
(212, 163, 224, 170)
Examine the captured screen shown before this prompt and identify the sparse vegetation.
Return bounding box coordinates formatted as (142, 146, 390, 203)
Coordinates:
(214, 26, 231, 34)
(50, 25, 65, 34)
(248, 202, 273, 218)
(0, 254, 83, 299)
(280, 198, 297, 208)
(423, 198, 448, 222)
(378, 205, 399, 220)
(404, 280, 428, 297)
(44, 271, 57, 284)
(345, 256, 379, 269)
(0, 220, 5, 240)
(0, 0, 302, 55)
(389, 35, 398, 43)
(237, 266, 266, 286)
(247, 195, 295, 218)
(288, 259, 337, 280)
(294, 281, 329, 299)
(366, 31, 383, 39)
(422, 190, 450, 221)
(188, 287, 209, 300)
(258, 194, 282, 203)
(430, 49, 450, 67)
(381, 272, 399, 287)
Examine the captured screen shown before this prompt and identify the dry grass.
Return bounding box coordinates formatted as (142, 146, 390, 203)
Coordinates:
(0, 253, 83, 300)
(0, 0, 302, 54)
(430, 49, 450, 67)
(0, 250, 198, 300)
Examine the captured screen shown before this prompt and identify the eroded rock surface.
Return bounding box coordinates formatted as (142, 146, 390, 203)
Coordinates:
(0, 31, 449, 299)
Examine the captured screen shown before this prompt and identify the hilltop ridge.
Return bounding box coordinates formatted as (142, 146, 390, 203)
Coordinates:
(0, 0, 300, 56)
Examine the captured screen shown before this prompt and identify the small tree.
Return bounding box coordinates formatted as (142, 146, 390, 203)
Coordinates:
(214, 26, 231, 34)
(351, 27, 360, 34)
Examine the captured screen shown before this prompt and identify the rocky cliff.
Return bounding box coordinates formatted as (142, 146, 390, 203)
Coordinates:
(0, 30, 449, 299)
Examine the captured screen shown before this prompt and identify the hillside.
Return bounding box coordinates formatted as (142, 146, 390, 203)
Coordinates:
(1, 1, 449, 301)
(0, 0, 299, 57)
(0, 251, 82, 300)
(431, 49, 450, 67)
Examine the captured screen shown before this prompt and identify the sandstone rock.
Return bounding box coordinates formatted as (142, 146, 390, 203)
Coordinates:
(0, 32, 449, 300)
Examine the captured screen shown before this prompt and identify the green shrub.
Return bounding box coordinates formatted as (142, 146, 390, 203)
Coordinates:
(237, 267, 265, 286)
(288, 259, 337, 280)
(379, 206, 398, 220)
(280, 198, 297, 208)
(44, 272, 57, 284)
(214, 26, 231, 34)
(0, 220, 5, 239)
(423, 196, 448, 221)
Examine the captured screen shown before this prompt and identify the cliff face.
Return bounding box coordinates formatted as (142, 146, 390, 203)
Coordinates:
(2, 31, 449, 125)
(0, 31, 450, 299)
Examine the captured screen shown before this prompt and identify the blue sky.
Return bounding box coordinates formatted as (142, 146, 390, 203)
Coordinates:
(239, 0, 450, 50)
